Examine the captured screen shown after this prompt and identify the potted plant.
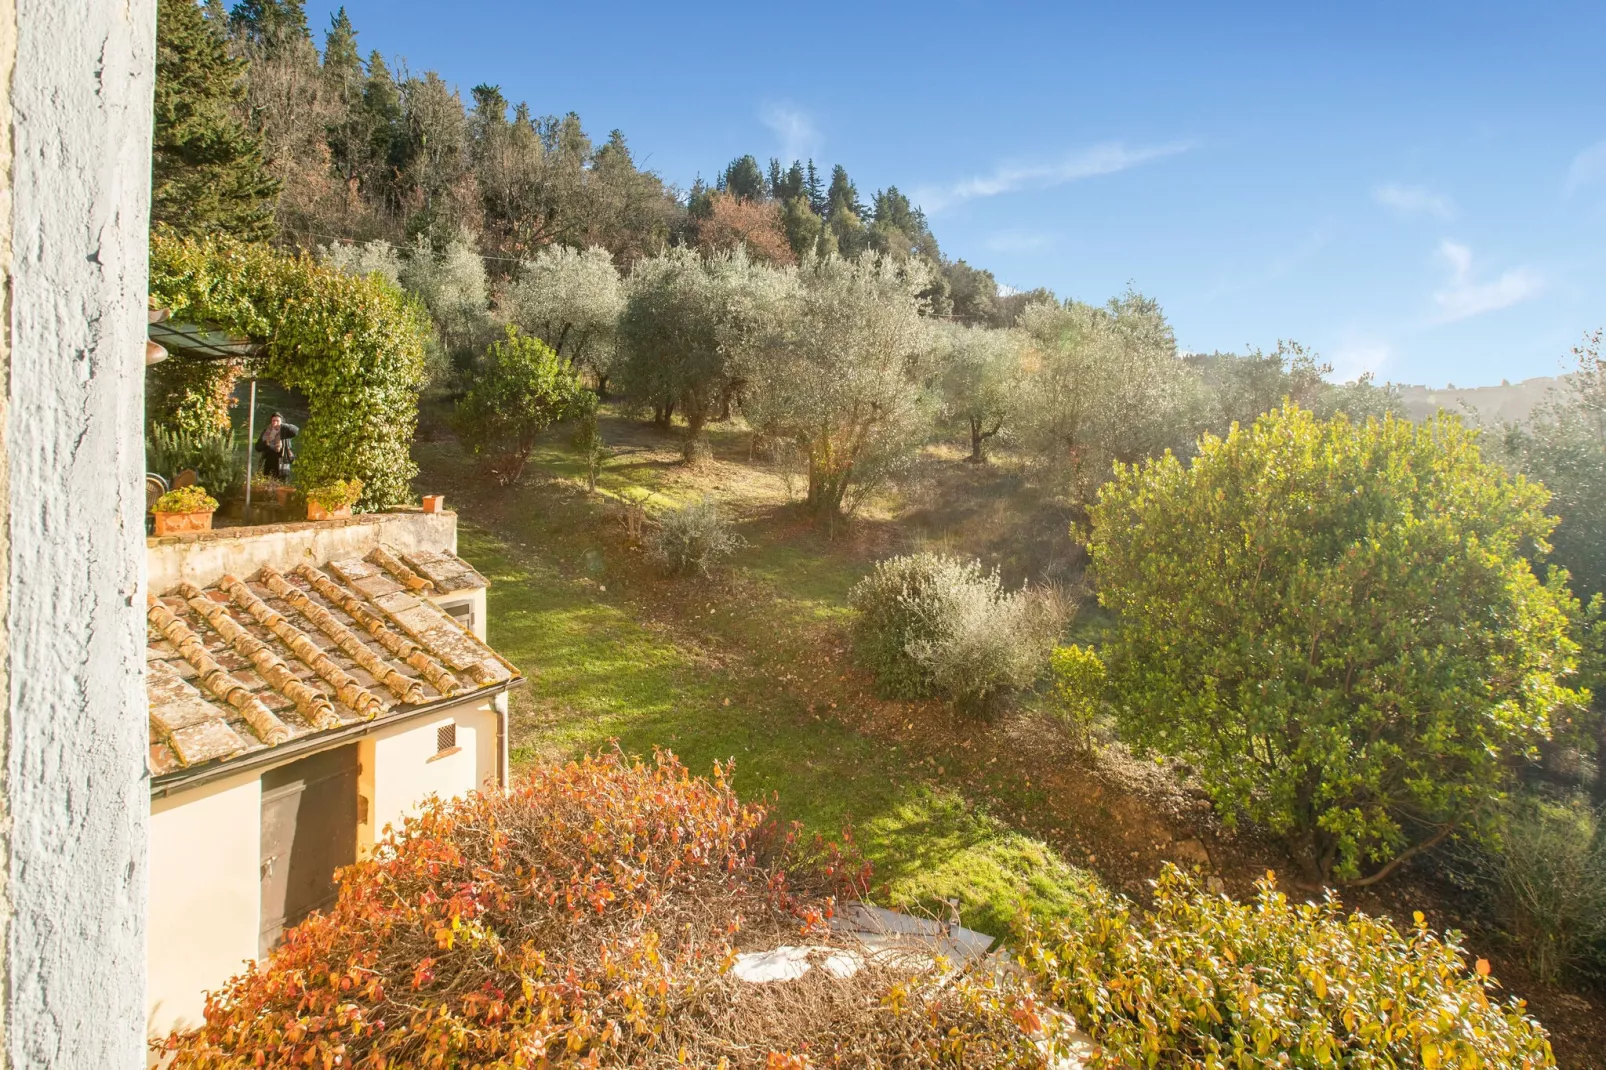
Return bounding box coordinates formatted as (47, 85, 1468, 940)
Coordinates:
(421, 494, 445, 513)
(152, 485, 219, 536)
(250, 476, 295, 508)
(305, 477, 363, 521)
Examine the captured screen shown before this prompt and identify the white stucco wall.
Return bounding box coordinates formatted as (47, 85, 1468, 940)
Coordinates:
(147, 775, 262, 1040)
(5, 1, 155, 1067)
(367, 704, 500, 846)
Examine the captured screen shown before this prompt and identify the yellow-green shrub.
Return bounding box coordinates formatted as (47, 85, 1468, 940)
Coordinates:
(1019, 865, 1555, 1069)
(1049, 643, 1105, 748)
(153, 486, 219, 514)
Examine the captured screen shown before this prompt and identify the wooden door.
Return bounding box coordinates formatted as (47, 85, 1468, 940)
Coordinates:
(259, 745, 358, 955)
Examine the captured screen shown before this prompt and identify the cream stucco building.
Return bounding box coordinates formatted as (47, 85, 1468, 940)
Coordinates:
(143, 511, 521, 1040)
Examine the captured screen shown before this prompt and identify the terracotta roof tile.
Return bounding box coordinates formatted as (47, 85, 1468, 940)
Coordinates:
(145, 544, 519, 777)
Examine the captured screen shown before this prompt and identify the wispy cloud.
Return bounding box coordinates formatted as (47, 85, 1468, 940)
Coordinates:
(913, 140, 1193, 214)
(1563, 139, 1606, 195)
(760, 103, 821, 163)
(1431, 240, 1544, 323)
(1373, 182, 1454, 220)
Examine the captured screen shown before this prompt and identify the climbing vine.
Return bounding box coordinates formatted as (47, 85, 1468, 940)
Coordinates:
(148, 233, 431, 509)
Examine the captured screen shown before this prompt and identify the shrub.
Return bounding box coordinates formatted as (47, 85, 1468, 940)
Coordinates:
(304, 477, 363, 512)
(647, 495, 746, 577)
(453, 324, 584, 486)
(146, 424, 241, 501)
(159, 750, 1054, 1069)
(568, 390, 611, 493)
(1450, 796, 1606, 986)
(851, 552, 988, 699)
(1020, 864, 1556, 1069)
(1049, 644, 1106, 750)
(849, 552, 1065, 714)
(153, 485, 219, 514)
(1088, 404, 1585, 883)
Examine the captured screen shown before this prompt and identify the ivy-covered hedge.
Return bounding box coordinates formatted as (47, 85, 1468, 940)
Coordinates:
(148, 233, 431, 509)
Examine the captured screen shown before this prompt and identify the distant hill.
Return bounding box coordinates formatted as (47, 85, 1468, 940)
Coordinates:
(1393, 376, 1565, 425)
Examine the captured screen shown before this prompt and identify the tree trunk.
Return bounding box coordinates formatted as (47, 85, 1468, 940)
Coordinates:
(681, 412, 708, 464)
(595, 374, 610, 401)
(969, 418, 985, 463)
(652, 399, 675, 430)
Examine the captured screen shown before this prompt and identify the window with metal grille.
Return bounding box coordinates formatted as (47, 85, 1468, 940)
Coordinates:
(436, 721, 456, 754)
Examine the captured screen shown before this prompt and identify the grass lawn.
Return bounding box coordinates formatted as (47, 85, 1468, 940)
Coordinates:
(463, 521, 1096, 941)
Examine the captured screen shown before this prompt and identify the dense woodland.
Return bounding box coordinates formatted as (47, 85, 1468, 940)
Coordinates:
(151, 1, 1606, 1065)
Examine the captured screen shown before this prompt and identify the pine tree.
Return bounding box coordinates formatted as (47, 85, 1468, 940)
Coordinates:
(152, 0, 279, 241)
(766, 157, 784, 199)
(827, 164, 863, 220)
(805, 159, 825, 216)
(321, 7, 362, 88)
(229, 0, 310, 57)
(202, 0, 230, 38)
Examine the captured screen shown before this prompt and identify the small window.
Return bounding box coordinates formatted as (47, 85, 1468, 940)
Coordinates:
(436, 721, 456, 754)
(443, 599, 475, 633)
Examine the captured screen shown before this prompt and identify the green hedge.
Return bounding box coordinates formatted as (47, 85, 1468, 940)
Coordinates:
(148, 233, 431, 509)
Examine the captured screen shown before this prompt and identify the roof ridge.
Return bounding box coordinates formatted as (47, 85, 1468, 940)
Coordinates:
(292, 564, 464, 697)
(176, 581, 342, 731)
(220, 573, 389, 721)
(368, 545, 435, 592)
(146, 593, 291, 746)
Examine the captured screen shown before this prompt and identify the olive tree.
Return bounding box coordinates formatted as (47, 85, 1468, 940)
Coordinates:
(1017, 290, 1198, 501)
(502, 244, 625, 396)
(1088, 403, 1584, 885)
(453, 325, 583, 485)
(746, 253, 932, 523)
(616, 246, 793, 461)
(931, 321, 1025, 462)
(396, 232, 495, 389)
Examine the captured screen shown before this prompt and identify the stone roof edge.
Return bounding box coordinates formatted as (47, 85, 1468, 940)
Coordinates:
(149, 675, 522, 800)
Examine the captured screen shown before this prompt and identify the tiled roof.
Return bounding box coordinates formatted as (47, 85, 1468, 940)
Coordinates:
(146, 546, 512, 778)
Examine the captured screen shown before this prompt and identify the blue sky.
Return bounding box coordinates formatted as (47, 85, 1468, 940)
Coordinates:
(307, 1, 1606, 388)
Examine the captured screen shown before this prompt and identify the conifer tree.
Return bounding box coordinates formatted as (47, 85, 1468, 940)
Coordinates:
(152, 0, 279, 241)
(805, 159, 825, 215)
(229, 0, 310, 57)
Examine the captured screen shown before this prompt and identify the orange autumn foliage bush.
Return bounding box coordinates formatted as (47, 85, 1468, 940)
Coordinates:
(696, 193, 797, 266)
(159, 750, 1054, 1069)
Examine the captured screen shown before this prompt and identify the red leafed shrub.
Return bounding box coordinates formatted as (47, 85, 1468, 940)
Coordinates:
(160, 749, 1054, 1069)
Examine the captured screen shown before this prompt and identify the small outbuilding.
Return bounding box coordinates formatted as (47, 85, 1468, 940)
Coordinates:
(143, 510, 522, 1039)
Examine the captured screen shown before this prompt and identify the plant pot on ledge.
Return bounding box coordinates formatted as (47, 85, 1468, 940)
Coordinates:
(152, 485, 219, 536)
(306, 500, 353, 521)
(153, 509, 215, 535)
(421, 494, 445, 513)
(304, 477, 363, 522)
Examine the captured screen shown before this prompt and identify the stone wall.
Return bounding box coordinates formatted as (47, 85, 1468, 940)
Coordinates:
(4, 1, 156, 1066)
(147, 510, 460, 595)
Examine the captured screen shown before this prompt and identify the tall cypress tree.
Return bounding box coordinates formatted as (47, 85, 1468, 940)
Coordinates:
(152, 0, 279, 241)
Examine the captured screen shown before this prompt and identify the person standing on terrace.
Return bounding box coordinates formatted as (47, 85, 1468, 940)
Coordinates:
(255, 411, 298, 480)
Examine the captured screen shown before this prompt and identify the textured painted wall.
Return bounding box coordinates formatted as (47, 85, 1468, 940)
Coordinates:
(6, 0, 156, 1065)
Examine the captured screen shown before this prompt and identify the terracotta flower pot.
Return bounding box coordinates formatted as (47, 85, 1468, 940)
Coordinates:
(153, 509, 215, 536)
(421, 494, 445, 513)
(272, 485, 294, 507)
(306, 500, 353, 521)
